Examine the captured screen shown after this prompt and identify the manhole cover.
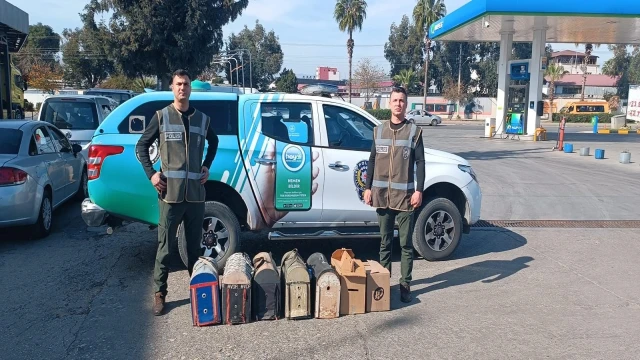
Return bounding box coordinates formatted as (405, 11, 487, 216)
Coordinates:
(472, 220, 640, 228)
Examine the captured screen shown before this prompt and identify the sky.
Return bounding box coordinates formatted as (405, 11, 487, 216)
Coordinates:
(13, 0, 615, 79)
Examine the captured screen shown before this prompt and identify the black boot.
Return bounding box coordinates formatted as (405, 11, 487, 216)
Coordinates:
(153, 292, 166, 316)
(400, 283, 412, 303)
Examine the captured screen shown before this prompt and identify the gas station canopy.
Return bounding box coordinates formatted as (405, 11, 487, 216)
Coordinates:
(0, 0, 29, 52)
(428, 0, 640, 44)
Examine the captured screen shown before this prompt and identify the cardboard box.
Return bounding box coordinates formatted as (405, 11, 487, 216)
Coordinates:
(330, 248, 366, 315)
(364, 261, 390, 312)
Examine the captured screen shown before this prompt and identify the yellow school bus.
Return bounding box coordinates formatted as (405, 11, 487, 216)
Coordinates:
(559, 101, 609, 114)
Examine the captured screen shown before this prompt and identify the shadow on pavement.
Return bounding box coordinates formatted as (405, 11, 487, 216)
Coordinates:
(454, 147, 549, 161)
(392, 255, 534, 310)
(447, 228, 528, 261)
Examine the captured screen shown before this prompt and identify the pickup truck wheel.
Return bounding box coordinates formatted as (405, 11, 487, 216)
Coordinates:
(412, 197, 463, 261)
(177, 201, 240, 271)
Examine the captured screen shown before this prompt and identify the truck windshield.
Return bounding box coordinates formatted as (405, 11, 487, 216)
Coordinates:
(40, 100, 99, 130)
(84, 91, 131, 104)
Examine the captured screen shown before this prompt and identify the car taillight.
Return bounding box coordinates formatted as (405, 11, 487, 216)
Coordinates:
(0, 167, 28, 186)
(87, 145, 124, 180)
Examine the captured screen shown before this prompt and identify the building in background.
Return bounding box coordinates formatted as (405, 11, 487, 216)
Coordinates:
(549, 50, 600, 75)
(544, 74, 618, 99)
(316, 66, 340, 81)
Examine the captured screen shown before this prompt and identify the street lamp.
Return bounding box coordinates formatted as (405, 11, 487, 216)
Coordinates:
(224, 56, 239, 87)
(211, 59, 233, 86)
(221, 49, 253, 91)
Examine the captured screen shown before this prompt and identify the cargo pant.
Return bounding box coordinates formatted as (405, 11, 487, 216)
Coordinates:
(154, 199, 205, 295)
(376, 207, 415, 286)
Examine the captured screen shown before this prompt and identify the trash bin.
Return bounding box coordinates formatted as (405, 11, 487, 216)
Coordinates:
(564, 143, 574, 153)
(485, 118, 496, 137)
(579, 147, 590, 156)
(595, 149, 605, 159)
(620, 151, 631, 164)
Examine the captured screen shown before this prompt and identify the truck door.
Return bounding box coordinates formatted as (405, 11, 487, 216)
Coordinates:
(319, 103, 378, 224)
(238, 96, 324, 227)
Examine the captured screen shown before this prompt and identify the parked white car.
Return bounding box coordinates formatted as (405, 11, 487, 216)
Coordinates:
(0, 120, 87, 238)
(406, 109, 442, 126)
(37, 95, 119, 160)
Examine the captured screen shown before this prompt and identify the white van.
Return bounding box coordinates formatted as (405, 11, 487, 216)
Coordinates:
(37, 95, 119, 160)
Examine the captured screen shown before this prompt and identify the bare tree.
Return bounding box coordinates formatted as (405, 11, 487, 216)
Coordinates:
(353, 58, 386, 103)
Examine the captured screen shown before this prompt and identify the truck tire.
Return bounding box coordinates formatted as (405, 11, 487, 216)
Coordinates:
(177, 201, 240, 272)
(412, 197, 463, 261)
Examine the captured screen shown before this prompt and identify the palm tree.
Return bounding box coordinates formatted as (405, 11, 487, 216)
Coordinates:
(393, 68, 417, 90)
(334, 0, 367, 103)
(413, 0, 446, 110)
(545, 62, 565, 118)
(574, 43, 600, 101)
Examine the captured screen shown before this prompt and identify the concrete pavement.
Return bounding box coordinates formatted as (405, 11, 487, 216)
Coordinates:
(2, 221, 638, 360)
(421, 123, 640, 220)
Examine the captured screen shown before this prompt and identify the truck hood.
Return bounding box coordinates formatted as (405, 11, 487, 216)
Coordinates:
(424, 148, 469, 166)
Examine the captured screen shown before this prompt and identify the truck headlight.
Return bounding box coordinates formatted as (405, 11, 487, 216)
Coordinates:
(458, 164, 478, 183)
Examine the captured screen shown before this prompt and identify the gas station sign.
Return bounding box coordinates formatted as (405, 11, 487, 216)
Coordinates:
(627, 85, 640, 122)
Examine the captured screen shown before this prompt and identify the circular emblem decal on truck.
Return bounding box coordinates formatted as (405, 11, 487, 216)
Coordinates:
(281, 144, 305, 172)
(353, 160, 368, 201)
(136, 139, 160, 165)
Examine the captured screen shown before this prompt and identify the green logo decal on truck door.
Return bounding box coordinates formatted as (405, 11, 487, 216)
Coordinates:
(275, 141, 312, 211)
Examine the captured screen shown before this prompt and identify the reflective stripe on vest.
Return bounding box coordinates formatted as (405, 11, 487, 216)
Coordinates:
(371, 179, 415, 190)
(375, 122, 418, 148)
(162, 108, 184, 132)
(163, 170, 203, 180)
(189, 113, 208, 137)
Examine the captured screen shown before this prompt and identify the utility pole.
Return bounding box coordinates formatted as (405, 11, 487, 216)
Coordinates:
(423, 36, 429, 111)
(458, 43, 462, 95)
(422, 0, 428, 111)
(458, 43, 462, 117)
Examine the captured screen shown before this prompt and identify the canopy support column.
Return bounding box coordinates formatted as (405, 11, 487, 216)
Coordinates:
(495, 22, 514, 135)
(527, 27, 547, 136)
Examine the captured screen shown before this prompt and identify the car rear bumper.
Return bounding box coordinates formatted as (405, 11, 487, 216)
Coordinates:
(81, 198, 108, 227)
(0, 180, 41, 227)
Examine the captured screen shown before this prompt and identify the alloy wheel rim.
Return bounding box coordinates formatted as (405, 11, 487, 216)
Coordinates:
(424, 210, 455, 252)
(43, 197, 52, 230)
(200, 216, 230, 261)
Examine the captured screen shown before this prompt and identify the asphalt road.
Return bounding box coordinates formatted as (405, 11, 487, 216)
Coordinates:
(1, 122, 639, 360)
(420, 121, 640, 220)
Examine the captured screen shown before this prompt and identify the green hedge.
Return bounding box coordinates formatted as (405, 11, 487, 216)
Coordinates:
(366, 109, 391, 120)
(552, 113, 612, 123)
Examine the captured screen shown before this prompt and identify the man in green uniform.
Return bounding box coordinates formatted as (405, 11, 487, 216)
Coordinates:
(136, 69, 219, 316)
(363, 86, 425, 303)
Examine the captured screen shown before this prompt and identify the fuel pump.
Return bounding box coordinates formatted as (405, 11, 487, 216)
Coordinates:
(505, 61, 531, 136)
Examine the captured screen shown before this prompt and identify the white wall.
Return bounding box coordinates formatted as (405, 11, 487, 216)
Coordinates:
(24, 90, 48, 106)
